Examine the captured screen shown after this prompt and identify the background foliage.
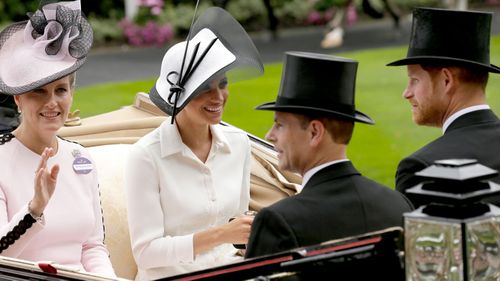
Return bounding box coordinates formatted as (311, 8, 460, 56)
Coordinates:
(0, 0, 38, 22)
(3, 0, 489, 47)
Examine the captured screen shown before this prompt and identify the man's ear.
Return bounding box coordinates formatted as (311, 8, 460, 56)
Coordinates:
(441, 67, 456, 94)
(308, 120, 325, 147)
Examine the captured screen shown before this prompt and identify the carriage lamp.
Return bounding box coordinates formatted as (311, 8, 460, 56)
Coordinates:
(404, 159, 500, 281)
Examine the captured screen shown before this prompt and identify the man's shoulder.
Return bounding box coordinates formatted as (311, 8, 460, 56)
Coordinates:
(406, 137, 446, 160)
(351, 174, 405, 200)
(405, 121, 500, 163)
(264, 194, 300, 212)
(396, 119, 500, 192)
(256, 192, 311, 225)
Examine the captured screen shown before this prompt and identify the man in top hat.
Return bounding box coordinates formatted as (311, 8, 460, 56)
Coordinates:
(245, 52, 413, 259)
(387, 8, 500, 207)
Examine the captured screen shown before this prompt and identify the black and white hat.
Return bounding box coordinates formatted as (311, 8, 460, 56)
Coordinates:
(149, 7, 264, 121)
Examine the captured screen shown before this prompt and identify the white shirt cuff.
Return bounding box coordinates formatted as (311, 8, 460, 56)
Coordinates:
(177, 233, 194, 263)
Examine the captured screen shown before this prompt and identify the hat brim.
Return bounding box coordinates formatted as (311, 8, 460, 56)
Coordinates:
(149, 85, 171, 116)
(387, 56, 500, 74)
(0, 17, 90, 95)
(256, 102, 375, 125)
(150, 57, 233, 116)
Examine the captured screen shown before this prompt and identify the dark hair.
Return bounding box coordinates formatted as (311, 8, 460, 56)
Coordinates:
(0, 94, 19, 134)
(420, 62, 489, 90)
(296, 113, 354, 145)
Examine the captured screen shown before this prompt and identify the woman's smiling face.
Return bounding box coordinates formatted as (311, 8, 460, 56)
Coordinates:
(14, 75, 74, 134)
(182, 75, 229, 125)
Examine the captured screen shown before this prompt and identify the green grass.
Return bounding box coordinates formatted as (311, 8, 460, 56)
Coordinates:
(73, 36, 500, 188)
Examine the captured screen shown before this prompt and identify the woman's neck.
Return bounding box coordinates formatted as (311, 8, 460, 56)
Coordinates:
(12, 124, 58, 155)
(175, 115, 212, 162)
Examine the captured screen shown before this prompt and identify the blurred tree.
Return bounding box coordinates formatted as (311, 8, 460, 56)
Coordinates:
(314, 0, 347, 11)
(0, 0, 38, 22)
(211, 0, 230, 6)
(0, 0, 125, 22)
(211, 0, 278, 38)
(82, 0, 125, 19)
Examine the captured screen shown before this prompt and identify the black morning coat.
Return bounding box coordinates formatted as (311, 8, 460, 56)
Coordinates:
(396, 109, 500, 207)
(245, 161, 413, 259)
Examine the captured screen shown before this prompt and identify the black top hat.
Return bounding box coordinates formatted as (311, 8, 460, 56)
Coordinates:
(256, 52, 374, 124)
(387, 7, 500, 73)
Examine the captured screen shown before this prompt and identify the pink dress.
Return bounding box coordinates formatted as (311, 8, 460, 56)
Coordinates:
(0, 133, 115, 277)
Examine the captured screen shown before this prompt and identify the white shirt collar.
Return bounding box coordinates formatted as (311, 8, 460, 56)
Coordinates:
(442, 105, 490, 134)
(298, 159, 349, 193)
(160, 118, 231, 158)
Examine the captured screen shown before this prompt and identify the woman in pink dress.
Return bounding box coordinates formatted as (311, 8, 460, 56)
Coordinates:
(0, 0, 115, 277)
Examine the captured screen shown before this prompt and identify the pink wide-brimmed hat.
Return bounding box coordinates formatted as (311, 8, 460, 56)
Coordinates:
(0, 0, 93, 95)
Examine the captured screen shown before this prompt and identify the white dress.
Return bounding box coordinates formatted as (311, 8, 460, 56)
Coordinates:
(124, 119, 251, 280)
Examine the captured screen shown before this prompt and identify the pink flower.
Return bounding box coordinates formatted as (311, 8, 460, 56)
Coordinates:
(306, 11, 322, 25)
(157, 24, 174, 46)
(143, 0, 163, 8)
(151, 6, 162, 16)
(346, 4, 357, 26)
(119, 0, 172, 47)
(323, 9, 334, 22)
